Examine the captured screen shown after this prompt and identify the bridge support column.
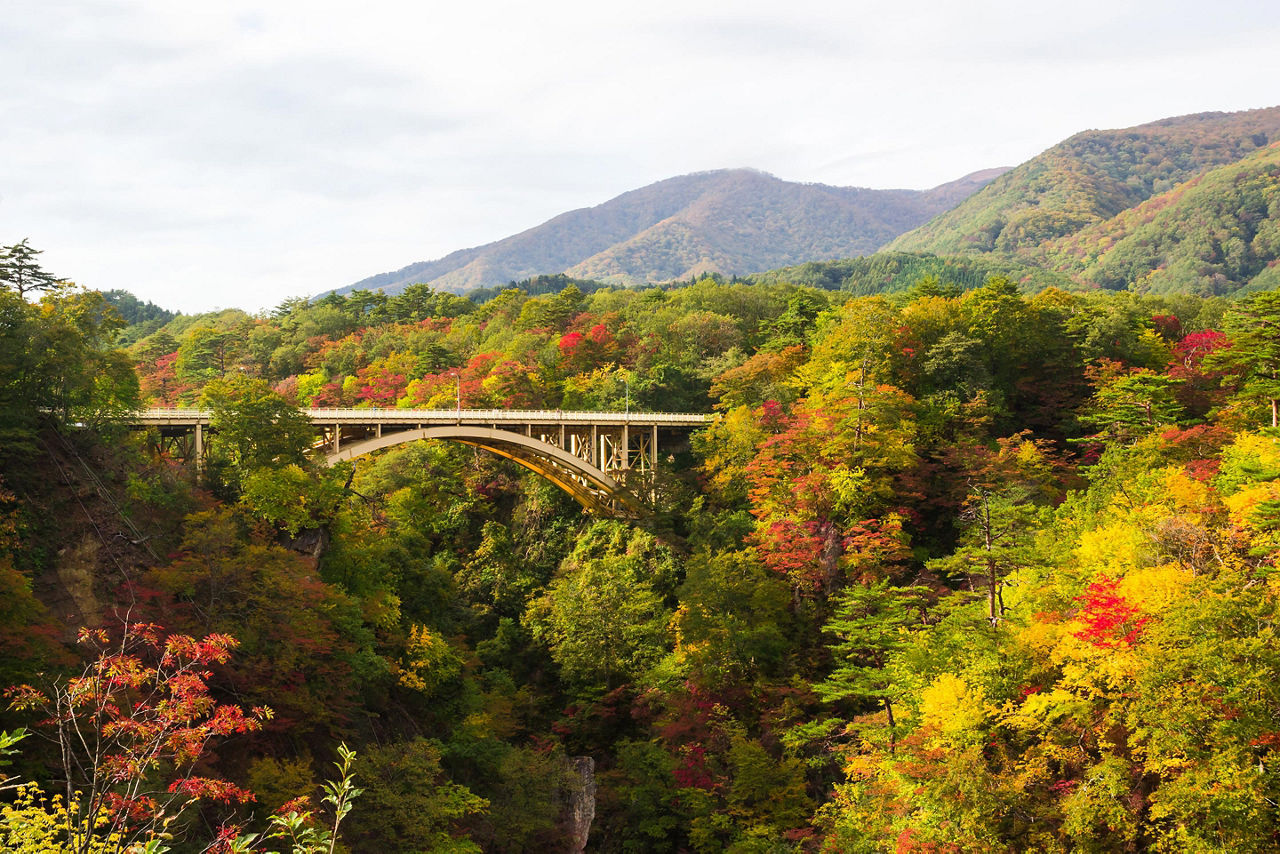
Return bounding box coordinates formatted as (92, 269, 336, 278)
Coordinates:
(194, 423, 204, 479)
(621, 423, 629, 472)
(652, 425, 658, 471)
(333, 424, 340, 454)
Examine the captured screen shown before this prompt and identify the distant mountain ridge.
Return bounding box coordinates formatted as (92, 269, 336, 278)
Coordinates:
(341, 105, 1280, 302)
(338, 167, 1007, 296)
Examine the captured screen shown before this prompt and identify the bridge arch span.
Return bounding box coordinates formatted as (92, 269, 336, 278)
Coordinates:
(325, 425, 642, 516)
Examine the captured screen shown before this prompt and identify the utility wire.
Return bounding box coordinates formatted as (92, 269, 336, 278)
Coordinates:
(47, 425, 160, 562)
(37, 432, 137, 603)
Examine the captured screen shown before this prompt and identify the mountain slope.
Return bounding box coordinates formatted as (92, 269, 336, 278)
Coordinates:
(1035, 143, 1280, 295)
(888, 106, 1280, 257)
(341, 168, 1007, 296)
(562, 169, 1005, 284)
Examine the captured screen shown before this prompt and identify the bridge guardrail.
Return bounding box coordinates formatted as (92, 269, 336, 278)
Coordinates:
(130, 408, 709, 425)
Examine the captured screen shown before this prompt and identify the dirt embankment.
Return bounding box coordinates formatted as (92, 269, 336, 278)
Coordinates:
(13, 429, 175, 639)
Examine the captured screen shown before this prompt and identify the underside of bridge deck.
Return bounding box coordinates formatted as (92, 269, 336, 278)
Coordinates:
(326, 425, 645, 516)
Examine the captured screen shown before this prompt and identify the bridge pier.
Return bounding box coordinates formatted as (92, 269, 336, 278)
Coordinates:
(621, 423, 629, 473)
(194, 423, 204, 479)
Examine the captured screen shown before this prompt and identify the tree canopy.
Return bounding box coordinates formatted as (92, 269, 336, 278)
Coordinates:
(6, 240, 1280, 851)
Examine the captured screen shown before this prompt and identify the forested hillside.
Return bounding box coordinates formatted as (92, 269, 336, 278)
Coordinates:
(6, 242, 1280, 851)
(1035, 142, 1280, 295)
(746, 251, 1075, 295)
(339, 168, 1006, 296)
(889, 106, 1280, 258)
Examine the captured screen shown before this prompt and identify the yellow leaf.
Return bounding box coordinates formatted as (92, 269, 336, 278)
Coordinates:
(919, 673, 988, 738)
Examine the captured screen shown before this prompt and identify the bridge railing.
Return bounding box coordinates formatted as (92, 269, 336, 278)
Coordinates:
(130, 408, 709, 425)
(305, 408, 709, 425)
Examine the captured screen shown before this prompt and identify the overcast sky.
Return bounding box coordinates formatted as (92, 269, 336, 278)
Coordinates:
(5, 0, 1279, 314)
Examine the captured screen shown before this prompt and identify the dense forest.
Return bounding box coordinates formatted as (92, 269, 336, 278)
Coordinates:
(5, 238, 1280, 853)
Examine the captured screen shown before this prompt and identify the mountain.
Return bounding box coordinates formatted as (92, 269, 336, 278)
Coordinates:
(1033, 142, 1280, 296)
(889, 106, 1280, 258)
(339, 167, 1007, 296)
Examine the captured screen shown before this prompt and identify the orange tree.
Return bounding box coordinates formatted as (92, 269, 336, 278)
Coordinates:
(5, 622, 268, 853)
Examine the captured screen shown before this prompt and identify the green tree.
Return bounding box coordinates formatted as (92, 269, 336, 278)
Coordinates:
(344, 289, 390, 326)
(450, 742, 578, 854)
(388, 283, 474, 323)
(345, 739, 485, 854)
(0, 240, 68, 298)
(672, 548, 790, 690)
(930, 434, 1060, 623)
(200, 375, 315, 494)
(816, 580, 930, 751)
(37, 290, 137, 424)
(920, 331, 990, 399)
(765, 289, 829, 348)
(457, 521, 545, 619)
(0, 287, 138, 462)
(175, 326, 242, 384)
(524, 523, 675, 695)
(1079, 366, 1185, 443)
(240, 463, 348, 536)
(1219, 290, 1280, 427)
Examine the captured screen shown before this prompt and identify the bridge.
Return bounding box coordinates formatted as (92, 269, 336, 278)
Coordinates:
(131, 408, 709, 516)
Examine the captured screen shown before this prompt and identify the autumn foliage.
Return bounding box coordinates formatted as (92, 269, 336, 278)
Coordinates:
(11, 263, 1280, 850)
(6, 624, 267, 852)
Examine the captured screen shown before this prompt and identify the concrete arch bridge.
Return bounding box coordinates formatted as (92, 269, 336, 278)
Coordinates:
(131, 408, 708, 517)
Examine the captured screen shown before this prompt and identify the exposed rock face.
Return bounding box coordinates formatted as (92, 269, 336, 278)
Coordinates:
(566, 755, 596, 854)
(285, 526, 330, 567)
(55, 536, 104, 631)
